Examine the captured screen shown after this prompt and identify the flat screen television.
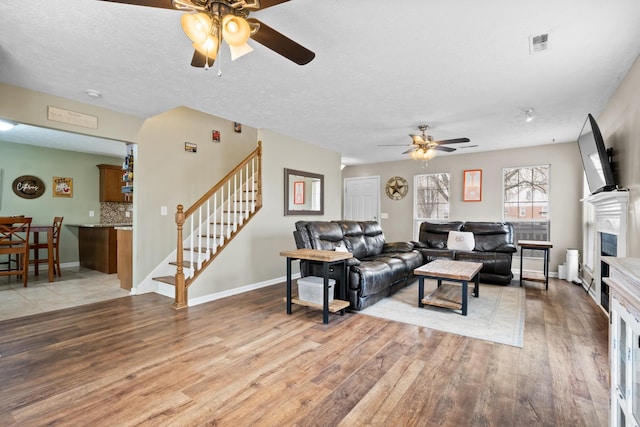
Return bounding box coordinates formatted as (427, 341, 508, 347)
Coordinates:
(577, 113, 617, 195)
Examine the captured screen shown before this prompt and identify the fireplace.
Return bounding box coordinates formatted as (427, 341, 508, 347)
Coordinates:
(600, 232, 617, 311)
(583, 190, 628, 311)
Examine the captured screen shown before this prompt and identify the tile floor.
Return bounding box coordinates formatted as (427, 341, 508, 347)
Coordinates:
(0, 266, 131, 321)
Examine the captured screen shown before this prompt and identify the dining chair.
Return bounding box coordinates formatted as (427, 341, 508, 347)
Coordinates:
(30, 216, 64, 277)
(0, 216, 32, 287)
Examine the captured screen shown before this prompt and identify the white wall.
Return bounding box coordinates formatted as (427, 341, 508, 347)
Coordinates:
(343, 142, 584, 273)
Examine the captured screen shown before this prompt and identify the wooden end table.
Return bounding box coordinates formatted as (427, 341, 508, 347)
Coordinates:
(414, 259, 483, 316)
(518, 240, 553, 290)
(280, 249, 352, 324)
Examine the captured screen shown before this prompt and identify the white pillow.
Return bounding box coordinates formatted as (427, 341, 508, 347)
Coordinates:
(335, 243, 349, 252)
(447, 231, 475, 251)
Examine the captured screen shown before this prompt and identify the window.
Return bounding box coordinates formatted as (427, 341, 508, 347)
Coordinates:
(413, 173, 450, 239)
(503, 165, 550, 257)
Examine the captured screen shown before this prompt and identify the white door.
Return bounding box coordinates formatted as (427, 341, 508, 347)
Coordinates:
(343, 176, 380, 221)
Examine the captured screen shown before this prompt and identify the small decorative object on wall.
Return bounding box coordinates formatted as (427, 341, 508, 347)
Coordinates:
(185, 142, 197, 153)
(12, 175, 45, 199)
(234, 122, 242, 133)
(293, 181, 305, 204)
(212, 130, 221, 142)
(385, 176, 408, 200)
(53, 177, 73, 198)
(463, 169, 482, 202)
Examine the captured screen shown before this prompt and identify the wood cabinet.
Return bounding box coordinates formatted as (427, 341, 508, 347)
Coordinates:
(604, 257, 640, 426)
(116, 228, 132, 290)
(98, 164, 129, 203)
(78, 226, 118, 274)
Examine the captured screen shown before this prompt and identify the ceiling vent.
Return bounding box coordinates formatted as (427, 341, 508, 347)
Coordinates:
(529, 33, 549, 54)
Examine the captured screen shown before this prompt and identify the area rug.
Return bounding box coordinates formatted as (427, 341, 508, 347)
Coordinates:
(359, 279, 525, 347)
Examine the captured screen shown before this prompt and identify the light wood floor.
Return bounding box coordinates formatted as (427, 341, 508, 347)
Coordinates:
(0, 278, 609, 426)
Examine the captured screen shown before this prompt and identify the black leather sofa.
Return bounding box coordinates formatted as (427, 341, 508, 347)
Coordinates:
(412, 221, 517, 285)
(293, 220, 423, 311)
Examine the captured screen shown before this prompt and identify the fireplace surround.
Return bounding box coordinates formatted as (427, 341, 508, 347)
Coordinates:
(582, 190, 629, 310)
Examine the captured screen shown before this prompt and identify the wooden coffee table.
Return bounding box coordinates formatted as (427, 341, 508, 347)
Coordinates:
(414, 259, 483, 316)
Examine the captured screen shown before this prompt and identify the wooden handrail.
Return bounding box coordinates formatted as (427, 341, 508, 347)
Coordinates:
(172, 141, 262, 309)
(183, 142, 262, 218)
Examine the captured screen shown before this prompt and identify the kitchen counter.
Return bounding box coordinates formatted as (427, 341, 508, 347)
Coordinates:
(68, 223, 132, 228)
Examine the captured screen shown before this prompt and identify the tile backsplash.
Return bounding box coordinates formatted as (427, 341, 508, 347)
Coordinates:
(100, 202, 133, 224)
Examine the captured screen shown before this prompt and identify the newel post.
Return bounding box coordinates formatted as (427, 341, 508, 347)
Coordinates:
(173, 204, 188, 309)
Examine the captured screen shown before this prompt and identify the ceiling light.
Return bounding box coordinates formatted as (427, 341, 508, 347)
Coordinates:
(0, 119, 16, 131)
(85, 89, 102, 99)
(524, 109, 536, 122)
(181, 11, 254, 65)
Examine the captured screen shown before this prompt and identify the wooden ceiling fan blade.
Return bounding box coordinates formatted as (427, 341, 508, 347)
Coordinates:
(247, 18, 315, 65)
(436, 137, 471, 145)
(97, 0, 176, 10)
(257, 0, 291, 9)
(434, 145, 456, 152)
(191, 50, 215, 68)
(402, 147, 417, 154)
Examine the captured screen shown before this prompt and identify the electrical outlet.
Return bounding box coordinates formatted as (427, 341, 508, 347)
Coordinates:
(125, 211, 131, 218)
(89, 210, 95, 217)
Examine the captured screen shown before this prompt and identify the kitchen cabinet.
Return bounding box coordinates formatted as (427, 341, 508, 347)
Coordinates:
(116, 227, 132, 290)
(78, 226, 118, 274)
(98, 164, 129, 203)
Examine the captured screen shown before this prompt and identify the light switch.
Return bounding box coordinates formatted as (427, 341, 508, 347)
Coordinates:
(160, 206, 168, 216)
(380, 212, 389, 219)
(125, 211, 131, 218)
(89, 210, 95, 217)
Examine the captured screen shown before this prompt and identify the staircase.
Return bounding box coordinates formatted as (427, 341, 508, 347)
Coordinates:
(154, 142, 262, 309)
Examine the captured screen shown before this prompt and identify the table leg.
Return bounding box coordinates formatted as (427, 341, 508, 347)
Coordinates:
(474, 273, 479, 297)
(286, 257, 293, 315)
(462, 281, 468, 316)
(544, 248, 549, 290)
(323, 262, 329, 324)
(418, 277, 425, 307)
(519, 248, 524, 287)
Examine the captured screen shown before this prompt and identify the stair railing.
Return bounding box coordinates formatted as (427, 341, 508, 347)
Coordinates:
(173, 142, 262, 308)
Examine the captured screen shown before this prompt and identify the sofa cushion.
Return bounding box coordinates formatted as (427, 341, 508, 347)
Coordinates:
(418, 221, 464, 249)
(306, 222, 344, 251)
(461, 222, 517, 253)
(361, 221, 386, 256)
(335, 221, 369, 259)
(447, 231, 475, 251)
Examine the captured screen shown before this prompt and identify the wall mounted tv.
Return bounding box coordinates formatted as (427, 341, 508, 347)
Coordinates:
(577, 113, 617, 195)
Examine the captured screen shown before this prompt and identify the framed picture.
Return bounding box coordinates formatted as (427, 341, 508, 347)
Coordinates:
(293, 181, 304, 204)
(463, 170, 482, 202)
(185, 142, 197, 153)
(212, 130, 221, 142)
(53, 177, 73, 198)
(234, 122, 242, 133)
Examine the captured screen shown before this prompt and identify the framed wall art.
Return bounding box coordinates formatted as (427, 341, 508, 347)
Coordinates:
(212, 130, 221, 142)
(463, 169, 482, 202)
(185, 142, 197, 153)
(53, 177, 73, 197)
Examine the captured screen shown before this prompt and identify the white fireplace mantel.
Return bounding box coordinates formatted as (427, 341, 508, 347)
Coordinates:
(582, 190, 629, 308)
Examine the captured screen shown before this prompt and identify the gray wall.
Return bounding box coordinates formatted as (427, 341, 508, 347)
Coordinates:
(342, 142, 584, 273)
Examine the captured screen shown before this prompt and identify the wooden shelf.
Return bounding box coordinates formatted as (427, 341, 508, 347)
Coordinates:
(521, 272, 547, 283)
(421, 283, 463, 310)
(283, 296, 350, 313)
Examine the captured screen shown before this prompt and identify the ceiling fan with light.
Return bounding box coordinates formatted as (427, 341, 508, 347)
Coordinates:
(99, 0, 315, 68)
(379, 125, 471, 161)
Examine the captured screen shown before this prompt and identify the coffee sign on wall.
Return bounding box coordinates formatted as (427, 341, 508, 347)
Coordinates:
(12, 175, 45, 199)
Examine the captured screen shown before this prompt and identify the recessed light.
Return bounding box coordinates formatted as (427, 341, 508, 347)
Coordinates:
(85, 89, 102, 99)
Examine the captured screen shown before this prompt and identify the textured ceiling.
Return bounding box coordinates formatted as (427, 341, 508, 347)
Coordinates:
(1, 0, 639, 164)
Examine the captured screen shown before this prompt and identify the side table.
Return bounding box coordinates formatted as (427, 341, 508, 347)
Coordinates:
(518, 240, 553, 290)
(280, 249, 352, 324)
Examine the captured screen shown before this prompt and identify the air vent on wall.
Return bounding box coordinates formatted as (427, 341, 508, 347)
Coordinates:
(529, 33, 549, 53)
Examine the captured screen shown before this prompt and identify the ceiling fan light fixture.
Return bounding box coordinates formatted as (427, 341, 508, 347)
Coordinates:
(192, 37, 219, 59)
(222, 15, 251, 46)
(181, 12, 213, 44)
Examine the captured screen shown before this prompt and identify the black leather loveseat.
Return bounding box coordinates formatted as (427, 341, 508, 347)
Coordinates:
(294, 221, 423, 310)
(412, 221, 517, 285)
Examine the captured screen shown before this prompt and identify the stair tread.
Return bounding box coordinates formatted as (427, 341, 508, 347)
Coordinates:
(153, 275, 175, 285)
